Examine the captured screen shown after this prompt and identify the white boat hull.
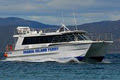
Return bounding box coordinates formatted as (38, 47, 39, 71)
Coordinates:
(83, 41, 113, 62)
(4, 42, 91, 62)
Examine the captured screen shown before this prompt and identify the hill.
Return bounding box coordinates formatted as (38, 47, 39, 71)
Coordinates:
(76, 21, 120, 53)
(0, 17, 120, 53)
(0, 17, 58, 52)
(77, 20, 120, 39)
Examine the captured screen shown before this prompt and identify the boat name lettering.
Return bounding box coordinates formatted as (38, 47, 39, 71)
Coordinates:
(23, 47, 58, 54)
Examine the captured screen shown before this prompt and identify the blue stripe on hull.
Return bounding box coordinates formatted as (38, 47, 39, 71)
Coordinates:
(75, 56, 84, 61)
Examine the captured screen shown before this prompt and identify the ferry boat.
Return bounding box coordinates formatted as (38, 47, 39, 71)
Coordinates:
(3, 24, 113, 62)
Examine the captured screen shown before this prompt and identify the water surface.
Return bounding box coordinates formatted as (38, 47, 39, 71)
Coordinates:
(0, 54, 120, 80)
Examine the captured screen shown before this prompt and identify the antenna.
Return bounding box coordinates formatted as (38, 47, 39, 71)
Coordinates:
(73, 9, 78, 30)
(62, 11, 65, 24)
(61, 11, 65, 31)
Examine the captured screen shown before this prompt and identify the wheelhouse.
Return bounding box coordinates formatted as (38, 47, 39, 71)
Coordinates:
(22, 32, 91, 45)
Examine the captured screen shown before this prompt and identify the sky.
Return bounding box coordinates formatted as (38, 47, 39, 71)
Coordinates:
(0, 0, 120, 25)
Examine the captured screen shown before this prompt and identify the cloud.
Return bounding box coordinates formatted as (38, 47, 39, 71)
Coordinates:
(27, 16, 73, 25)
(0, 0, 120, 25)
(109, 14, 120, 21)
(48, 0, 96, 9)
(0, 0, 96, 14)
(25, 12, 107, 25)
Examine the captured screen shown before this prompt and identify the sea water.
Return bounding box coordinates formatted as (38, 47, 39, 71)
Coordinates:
(0, 54, 120, 80)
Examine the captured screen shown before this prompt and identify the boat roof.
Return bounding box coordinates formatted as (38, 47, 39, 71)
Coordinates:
(13, 24, 87, 37)
(13, 30, 87, 37)
(60, 30, 87, 34)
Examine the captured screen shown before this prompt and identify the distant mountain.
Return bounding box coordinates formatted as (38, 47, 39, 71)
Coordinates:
(76, 20, 120, 39)
(0, 17, 120, 53)
(0, 17, 58, 53)
(0, 17, 57, 28)
(75, 21, 120, 53)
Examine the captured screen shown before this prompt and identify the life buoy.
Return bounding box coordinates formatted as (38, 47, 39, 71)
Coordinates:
(4, 53, 8, 57)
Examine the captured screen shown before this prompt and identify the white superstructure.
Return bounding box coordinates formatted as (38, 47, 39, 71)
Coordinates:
(3, 24, 113, 62)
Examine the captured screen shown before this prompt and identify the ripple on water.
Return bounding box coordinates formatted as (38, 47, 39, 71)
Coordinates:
(0, 54, 120, 80)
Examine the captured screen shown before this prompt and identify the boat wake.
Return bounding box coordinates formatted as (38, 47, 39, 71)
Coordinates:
(101, 60, 111, 63)
(2, 57, 83, 63)
(27, 57, 81, 63)
(1, 57, 112, 64)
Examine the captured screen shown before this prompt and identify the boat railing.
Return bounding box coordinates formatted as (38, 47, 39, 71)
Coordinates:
(15, 27, 113, 41)
(15, 28, 59, 35)
(88, 33, 113, 41)
(41, 28, 58, 33)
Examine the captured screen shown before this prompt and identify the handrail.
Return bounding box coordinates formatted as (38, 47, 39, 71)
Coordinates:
(88, 33, 113, 41)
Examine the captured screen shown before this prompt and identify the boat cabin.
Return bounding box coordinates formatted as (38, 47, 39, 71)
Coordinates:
(12, 24, 91, 50)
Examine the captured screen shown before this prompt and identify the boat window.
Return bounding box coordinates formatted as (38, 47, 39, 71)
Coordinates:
(22, 33, 90, 45)
(59, 34, 69, 42)
(51, 34, 70, 43)
(80, 34, 91, 40)
(74, 33, 84, 40)
(51, 36, 62, 43)
(22, 36, 54, 45)
(66, 34, 75, 41)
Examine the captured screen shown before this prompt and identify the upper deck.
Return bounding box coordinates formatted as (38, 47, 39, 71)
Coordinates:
(13, 24, 87, 37)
